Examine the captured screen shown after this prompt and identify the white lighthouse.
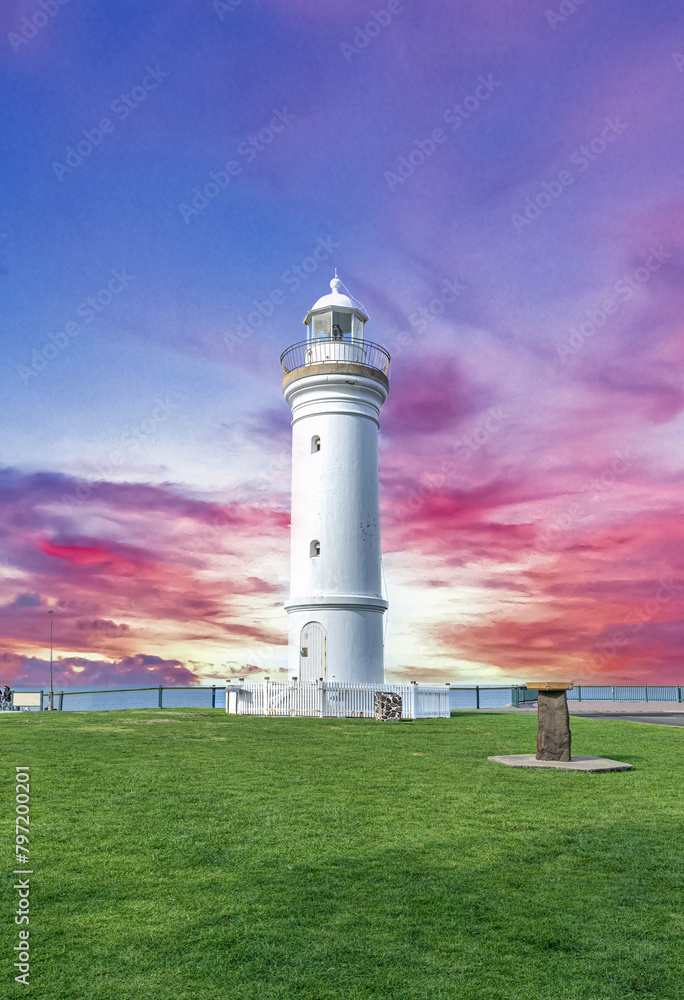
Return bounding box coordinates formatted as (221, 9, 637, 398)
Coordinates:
(281, 276, 390, 684)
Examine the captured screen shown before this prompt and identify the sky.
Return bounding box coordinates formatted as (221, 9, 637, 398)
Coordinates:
(1, 0, 683, 689)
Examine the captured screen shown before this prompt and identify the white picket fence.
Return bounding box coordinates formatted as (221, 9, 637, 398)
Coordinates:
(225, 680, 450, 719)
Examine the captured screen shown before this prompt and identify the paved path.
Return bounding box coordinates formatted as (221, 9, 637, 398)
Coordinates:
(570, 712, 684, 727)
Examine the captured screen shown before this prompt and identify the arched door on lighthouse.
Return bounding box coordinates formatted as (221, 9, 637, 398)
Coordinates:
(300, 622, 327, 681)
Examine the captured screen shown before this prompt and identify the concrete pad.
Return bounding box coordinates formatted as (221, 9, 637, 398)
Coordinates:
(488, 754, 633, 772)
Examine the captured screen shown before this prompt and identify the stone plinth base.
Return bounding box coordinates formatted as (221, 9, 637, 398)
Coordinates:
(375, 691, 402, 721)
(537, 690, 571, 760)
(488, 754, 633, 772)
(526, 683, 573, 761)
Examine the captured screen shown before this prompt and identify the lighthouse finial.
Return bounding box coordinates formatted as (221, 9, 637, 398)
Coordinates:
(330, 269, 342, 293)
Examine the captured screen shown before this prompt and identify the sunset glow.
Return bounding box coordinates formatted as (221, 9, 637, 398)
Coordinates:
(2, 0, 683, 686)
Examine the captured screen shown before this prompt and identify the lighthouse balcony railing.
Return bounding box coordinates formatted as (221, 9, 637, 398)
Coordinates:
(281, 338, 390, 377)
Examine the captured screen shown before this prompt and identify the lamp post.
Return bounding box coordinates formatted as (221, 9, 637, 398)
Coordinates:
(47, 610, 54, 710)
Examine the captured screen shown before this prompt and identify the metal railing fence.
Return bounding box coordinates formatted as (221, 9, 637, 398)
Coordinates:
(3, 683, 682, 714)
(566, 685, 683, 703)
(4, 685, 221, 712)
(510, 685, 683, 706)
(281, 338, 390, 376)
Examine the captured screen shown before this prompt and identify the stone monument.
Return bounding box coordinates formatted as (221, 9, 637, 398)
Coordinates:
(488, 678, 633, 772)
(528, 681, 572, 761)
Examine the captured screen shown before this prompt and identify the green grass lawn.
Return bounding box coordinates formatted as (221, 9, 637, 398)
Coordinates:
(1, 710, 683, 999)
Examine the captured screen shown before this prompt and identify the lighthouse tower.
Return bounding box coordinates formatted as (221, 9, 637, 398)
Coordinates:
(281, 276, 390, 684)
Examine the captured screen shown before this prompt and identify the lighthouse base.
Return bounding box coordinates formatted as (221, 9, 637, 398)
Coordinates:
(285, 598, 386, 685)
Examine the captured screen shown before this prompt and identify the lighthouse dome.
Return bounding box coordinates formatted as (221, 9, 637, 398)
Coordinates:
(303, 276, 369, 328)
(310, 277, 355, 313)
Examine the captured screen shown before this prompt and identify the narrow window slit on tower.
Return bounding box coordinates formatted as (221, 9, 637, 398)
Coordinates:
(310, 540, 320, 557)
(312, 435, 321, 452)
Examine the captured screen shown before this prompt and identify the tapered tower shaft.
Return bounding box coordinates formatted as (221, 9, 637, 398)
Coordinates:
(281, 277, 390, 683)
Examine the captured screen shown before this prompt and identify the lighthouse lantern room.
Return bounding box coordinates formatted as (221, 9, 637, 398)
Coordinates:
(281, 276, 391, 684)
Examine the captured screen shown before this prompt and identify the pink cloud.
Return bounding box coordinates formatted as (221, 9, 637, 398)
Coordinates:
(38, 538, 149, 576)
(382, 356, 488, 438)
(0, 652, 199, 688)
(0, 469, 289, 666)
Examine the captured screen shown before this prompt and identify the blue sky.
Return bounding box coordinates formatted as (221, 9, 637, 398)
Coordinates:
(2, 0, 684, 687)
